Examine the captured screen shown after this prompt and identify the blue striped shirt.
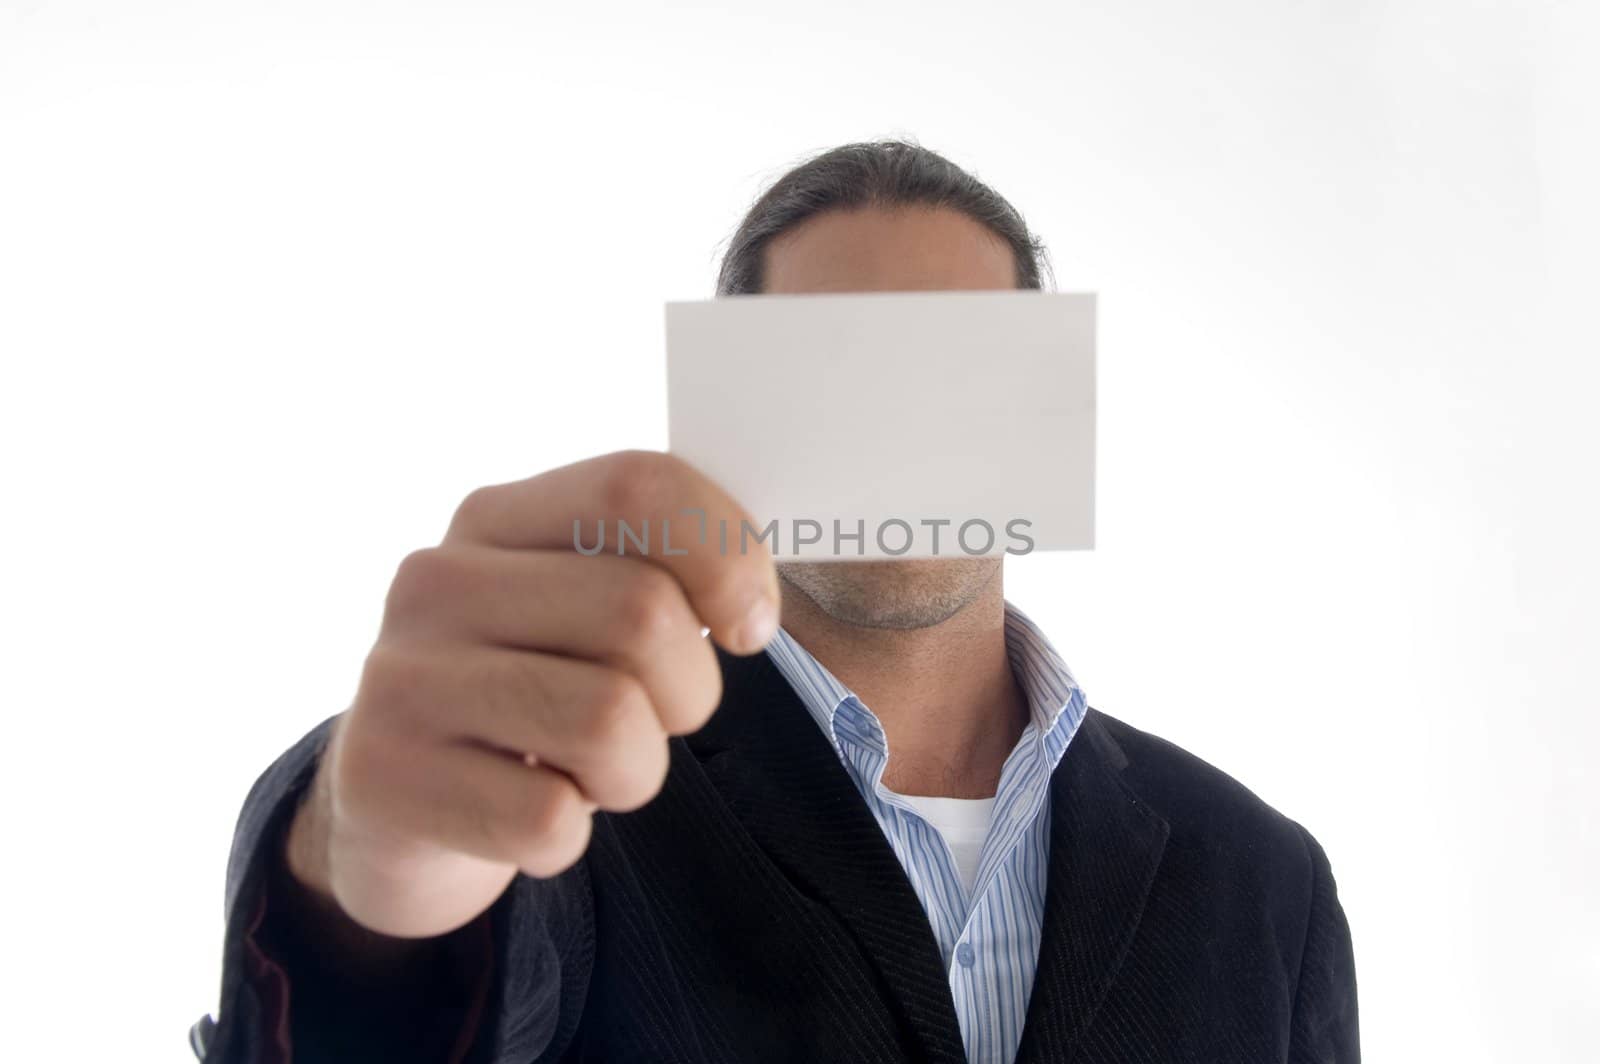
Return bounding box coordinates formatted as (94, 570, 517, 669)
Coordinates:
(764, 601, 1088, 1064)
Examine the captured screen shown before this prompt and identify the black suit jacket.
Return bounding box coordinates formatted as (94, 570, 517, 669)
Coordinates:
(197, 644, 1359, 1063)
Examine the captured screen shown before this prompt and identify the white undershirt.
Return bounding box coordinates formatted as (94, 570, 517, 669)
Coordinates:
(889, 792, 997, 897)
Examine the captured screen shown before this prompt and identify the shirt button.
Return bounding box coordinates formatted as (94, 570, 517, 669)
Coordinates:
(956, 942, 976, 969)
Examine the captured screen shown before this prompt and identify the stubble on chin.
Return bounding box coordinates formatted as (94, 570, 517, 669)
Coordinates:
(776, 557, 1002, 631)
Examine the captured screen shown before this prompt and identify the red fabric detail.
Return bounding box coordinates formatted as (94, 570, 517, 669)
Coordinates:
(240, 881, 294, 1064)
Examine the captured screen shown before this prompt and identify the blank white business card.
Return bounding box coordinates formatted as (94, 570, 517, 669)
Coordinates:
(665, 289, 1095, 559)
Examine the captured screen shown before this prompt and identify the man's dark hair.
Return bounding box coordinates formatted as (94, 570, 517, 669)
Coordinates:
(714, 138, 1054, 296)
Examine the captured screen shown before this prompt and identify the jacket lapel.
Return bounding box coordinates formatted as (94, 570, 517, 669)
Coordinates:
(687, 645, 968, 1064)
(1013, 710, 1171, 1063)
(688, 648, 1170, 1064)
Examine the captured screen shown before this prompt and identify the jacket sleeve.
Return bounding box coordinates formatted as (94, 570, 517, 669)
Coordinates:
(1288, 824, 1360, 1064)
(191, 712, 596, 1064)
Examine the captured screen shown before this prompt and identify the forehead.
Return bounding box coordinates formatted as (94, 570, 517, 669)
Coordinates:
(761, 205, 1018, 294)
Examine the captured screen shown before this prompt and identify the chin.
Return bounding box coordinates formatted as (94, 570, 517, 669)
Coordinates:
(776, 556, 1001, 630)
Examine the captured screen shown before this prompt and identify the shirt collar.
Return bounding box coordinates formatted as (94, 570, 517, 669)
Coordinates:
(763, 600, 1087, 770)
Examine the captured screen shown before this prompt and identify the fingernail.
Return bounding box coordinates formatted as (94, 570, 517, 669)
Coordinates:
(735, 596, 779, 653)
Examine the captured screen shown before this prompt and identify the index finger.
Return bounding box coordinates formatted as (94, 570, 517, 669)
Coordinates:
(442, 450, 782, 655)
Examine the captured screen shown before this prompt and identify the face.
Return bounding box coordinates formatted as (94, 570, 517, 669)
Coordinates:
(762, 205, 1019, 630)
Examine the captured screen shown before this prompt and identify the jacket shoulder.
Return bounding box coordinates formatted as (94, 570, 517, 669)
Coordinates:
(1078, 715, 1358, 1053)
(1083, 707, 1323, 877)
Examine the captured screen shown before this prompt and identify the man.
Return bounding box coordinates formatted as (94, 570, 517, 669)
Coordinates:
(193, 140, 1358, 1063)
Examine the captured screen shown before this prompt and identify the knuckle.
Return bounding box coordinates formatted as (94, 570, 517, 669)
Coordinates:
(470, 786, 518, 857)
(597, 734, 671, 813)
(524, 776, 581, 840)
(357, 643, 430, 718)
(386, 547, 457, 621)
(578, 671, 650, 750)
(697, 553, 766, 617)
(634, 739, 672, 803)
(684, 663, 727, 734)
(470, 771, 538, 860)
(613, 568, 686, 647)
(516, 781, 593, 876)
(703, 655, 725, 710)
(658, 647, 725, 737)
(597, 450, 678, 519)
(448, 485, 499, 539)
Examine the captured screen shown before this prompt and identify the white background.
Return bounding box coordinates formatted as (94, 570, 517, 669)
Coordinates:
(2, 1, 1595, 1060)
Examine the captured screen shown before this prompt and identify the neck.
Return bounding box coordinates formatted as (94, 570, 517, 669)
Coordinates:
(776, 570, 1029, 799)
